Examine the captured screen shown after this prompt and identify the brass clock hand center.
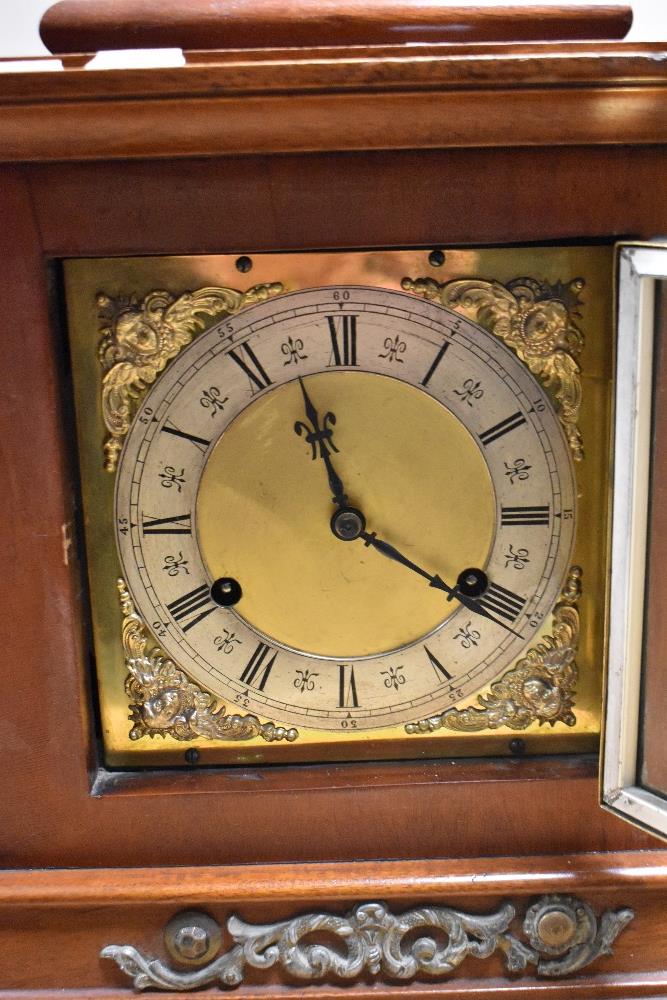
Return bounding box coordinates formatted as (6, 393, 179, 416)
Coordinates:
(294, 376, 348, 509)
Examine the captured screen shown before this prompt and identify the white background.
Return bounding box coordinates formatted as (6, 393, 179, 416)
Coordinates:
(0, 0, 666, 57)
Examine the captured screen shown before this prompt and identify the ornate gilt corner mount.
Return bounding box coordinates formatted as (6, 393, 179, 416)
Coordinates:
(117, 580, 299, 744)
(101, 894, 633, 991)
(401, 274, 585, 460)
(406, 566, 581, 735)
(98, 282, 283, 472)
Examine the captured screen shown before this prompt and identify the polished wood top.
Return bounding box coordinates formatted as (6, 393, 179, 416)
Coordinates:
(40, 1, 633, 54)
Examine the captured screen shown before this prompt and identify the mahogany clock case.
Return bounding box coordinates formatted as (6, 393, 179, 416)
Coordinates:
(3, 142, 666, 870)
(1, 25, 667, 999)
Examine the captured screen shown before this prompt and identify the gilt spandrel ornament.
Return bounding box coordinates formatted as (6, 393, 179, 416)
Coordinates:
(101, 894, 633, 991)
(406, 566, 581, 735)
(118, 580, 299, 744)
(98, 283, 283, 472)
(402, 275, 585, 460)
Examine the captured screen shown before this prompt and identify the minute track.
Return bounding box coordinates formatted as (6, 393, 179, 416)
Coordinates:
(115, 284, 576, 733)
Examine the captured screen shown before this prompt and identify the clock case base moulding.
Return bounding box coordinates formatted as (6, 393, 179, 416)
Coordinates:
(63, 245, 613, 767)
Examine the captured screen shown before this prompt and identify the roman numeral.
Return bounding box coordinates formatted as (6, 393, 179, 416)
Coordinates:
(421, 342, 449, 387)
(142, 512, 192, 535)
(479, 411, 526, 446)
(228, 342, 273, 392)
(478, 582, 525, 623)
(161, 420, 210, 452)
(166, 583, 215, 632)
(424, 645, 452, 682)
(327, 315, 358, 366)
(338, 664, 359, 707)
(239, 643, 277, 690)
(501, 505, 550, 526)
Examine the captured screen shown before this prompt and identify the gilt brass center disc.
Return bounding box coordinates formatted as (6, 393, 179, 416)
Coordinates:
(197, 371, 495, 659)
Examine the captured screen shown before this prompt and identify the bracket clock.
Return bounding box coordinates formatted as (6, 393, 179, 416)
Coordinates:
(2, 1, 667, 996)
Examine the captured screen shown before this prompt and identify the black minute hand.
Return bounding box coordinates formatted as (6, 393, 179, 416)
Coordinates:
(359, 528, 524, 640)
(294, 377, 348, 509)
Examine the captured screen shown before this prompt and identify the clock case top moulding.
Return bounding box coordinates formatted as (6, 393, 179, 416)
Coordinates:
(63, 245, 612, 767)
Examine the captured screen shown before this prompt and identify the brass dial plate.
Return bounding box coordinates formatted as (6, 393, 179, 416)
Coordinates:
(63, 246, 613, 765)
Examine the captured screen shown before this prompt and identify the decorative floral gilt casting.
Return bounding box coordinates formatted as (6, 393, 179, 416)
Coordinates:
(118, 580, 298, 744)
(406, 566, 581, 735)
(101, 894, 633, 991)
(98, 283, 283, 472)
(402, 275, 585, 460)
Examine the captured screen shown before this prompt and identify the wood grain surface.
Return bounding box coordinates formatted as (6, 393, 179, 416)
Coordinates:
(1, 42, 666, 161)
(1, 34, 666, 996)
(2, 140, 667, 867)
(39, 1, 633, 53)
(0, 851, 665, 991)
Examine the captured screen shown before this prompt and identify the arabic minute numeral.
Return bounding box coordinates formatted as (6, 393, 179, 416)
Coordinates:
(151, 620, 168, 639)
(117, 517, 129, 536)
